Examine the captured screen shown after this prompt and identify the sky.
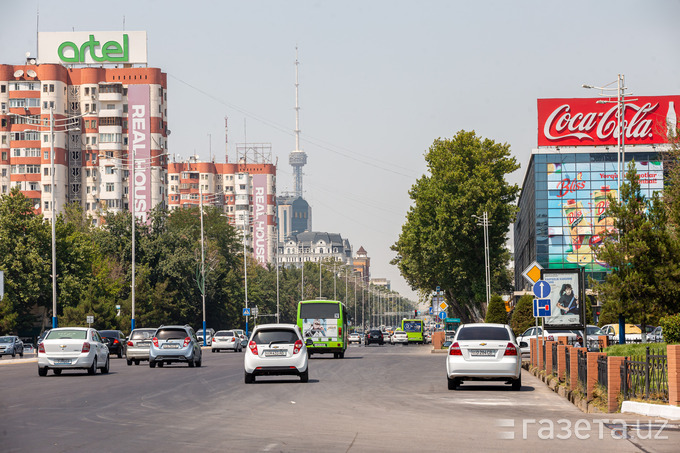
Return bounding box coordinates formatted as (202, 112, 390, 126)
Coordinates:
(3, 0, 680, 304)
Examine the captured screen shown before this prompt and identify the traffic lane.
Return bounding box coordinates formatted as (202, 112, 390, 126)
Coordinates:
(1, 345, 678, 452)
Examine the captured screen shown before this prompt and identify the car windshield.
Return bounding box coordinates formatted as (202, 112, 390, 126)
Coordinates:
(46, 330, 87, 340)
(456, 326, 510, 341)
(217, 331, 235, 336)
(130, 330, 155, 340)
(251, 329, 299, 345)
(584, 327, 605, 335)
(0, 337, 13, 343)
(156, 328, 190, 340)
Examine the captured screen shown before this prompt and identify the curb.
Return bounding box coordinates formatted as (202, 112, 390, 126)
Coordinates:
(622, 401, 680, 420)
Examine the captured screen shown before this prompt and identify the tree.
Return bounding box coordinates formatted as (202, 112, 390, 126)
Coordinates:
(510, 294, 534, 336)
(485, 294, 508, 324)
(392, 131, 520, 322)
(593, 161, 680, 336)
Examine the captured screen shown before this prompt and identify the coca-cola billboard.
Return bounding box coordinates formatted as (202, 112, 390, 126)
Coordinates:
(538, 96, 679, 147)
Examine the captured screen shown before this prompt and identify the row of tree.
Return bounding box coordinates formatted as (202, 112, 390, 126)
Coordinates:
(0, 188, 412, 338)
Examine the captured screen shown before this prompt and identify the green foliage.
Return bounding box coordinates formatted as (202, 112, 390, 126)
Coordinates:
(485, 294, 508, 324)
(391, 131, 520, 322)
(604, 342, 667, 357)
(510, 294, 535, 335)
(660, 314, 680, 344)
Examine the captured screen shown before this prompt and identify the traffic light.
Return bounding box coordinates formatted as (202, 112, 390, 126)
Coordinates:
(414, 309, 418, 317)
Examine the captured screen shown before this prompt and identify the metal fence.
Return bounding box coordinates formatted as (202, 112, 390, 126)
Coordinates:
(542, 340, 546, 369)
(552, 342, 558, 375)
(597, 355, 608, 392)
(620, 346, 668, 402)
(577, 349, 588, 391)
(565, 347, 571, 383)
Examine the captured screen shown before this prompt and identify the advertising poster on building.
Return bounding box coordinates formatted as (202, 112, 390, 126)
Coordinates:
(38, 31, 148, 65)
(302, 318, 338, 339)
(127, 84, 151, 223)
(252, 174, 269, 266)
(542, 268, 585, 330)
(545, 158, 664, 271)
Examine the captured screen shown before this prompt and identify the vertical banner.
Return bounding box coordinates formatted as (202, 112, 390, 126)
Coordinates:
(252, 174, 269, 265)
(542, 268, 585, 331)
(127, 85, 151, 223)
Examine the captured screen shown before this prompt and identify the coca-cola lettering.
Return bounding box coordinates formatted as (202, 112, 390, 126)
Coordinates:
(556, 178, 585, 198)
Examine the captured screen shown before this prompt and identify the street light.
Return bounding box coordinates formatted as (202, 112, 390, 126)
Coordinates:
(472, 212, 491, 308)
(582, 74, 634, 203)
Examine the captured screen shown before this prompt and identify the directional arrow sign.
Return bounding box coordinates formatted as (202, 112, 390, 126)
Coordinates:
(533, 280, 551, 299)
(533, 298, 551, 317)
(438, 311, 447, 320)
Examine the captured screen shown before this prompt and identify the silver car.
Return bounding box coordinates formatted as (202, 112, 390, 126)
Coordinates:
(0, 336, 24, 358)
(125, 328, 157, 365)
(149, 325, 202, 368)
(446, 323, 521, 391)
(212, 330, 242, 353)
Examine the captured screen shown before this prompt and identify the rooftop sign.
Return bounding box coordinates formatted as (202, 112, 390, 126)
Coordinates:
(38, 31, 147, 65)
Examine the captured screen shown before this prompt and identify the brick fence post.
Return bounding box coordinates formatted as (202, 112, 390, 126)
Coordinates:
(545, 340, 555, 375)
(570, 347, 587, 391)
(668, 345, 680, 407)
(587, 352, 606, 401)
(530, 338, 537, 368)
(557, 345, 568, 381)
(598, 335, 609, 351)
(538, 337, 545, 371)
(607, 356, 626, 413)
(558, 336, 568, 345)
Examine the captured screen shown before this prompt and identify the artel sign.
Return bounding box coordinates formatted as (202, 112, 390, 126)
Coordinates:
(538, 96, 679, 147)
(38, 31, 147, 65)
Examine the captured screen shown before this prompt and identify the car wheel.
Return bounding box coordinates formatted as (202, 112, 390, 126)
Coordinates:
(211, 349, 215, 353)
(101, 355, 110, 374)
(38, 367, 48, 376)
(53, 369, 62, 375)
(117, 349, 123, 358)
(135, 360, 140, 366)
(244, 371, 255, 384)
(158, 361, 164, 368)
(188, 360, 195, 368)
(88, 358, 97, 375)
(512, 374, 522, 391)
(126, 359, 133, 366)
(149, 361, 156, 368)
(20, 351, 24, 357)
(339, 351, 345, 359)
(447, 377, 460, 390)
(300, 369, 309, 383)
(11, 352, 15, 358)
(195, 357, 202, 367)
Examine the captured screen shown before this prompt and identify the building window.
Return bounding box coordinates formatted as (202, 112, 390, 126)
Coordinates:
(106, 183, 115, 192)
(85, 87, 89, 95)
(50, 84, 54, 92)
(91, 120, 97, 128)
(0, 85, 5, 93)
(43, 84, 48, 93)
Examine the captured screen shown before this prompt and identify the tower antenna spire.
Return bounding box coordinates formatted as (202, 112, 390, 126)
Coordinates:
(289, 45, 308, 198)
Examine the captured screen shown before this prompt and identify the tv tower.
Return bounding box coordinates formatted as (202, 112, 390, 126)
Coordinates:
(289, 46, 307, 198)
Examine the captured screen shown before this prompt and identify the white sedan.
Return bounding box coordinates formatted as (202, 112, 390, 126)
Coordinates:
(446, 323, 521, 391)
(212, 330, 243, 352)
(391, 331, 409, 345)
(38, 327, 110, 376)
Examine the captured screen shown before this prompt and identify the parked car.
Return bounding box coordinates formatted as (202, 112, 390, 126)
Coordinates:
(515, 327, 576, 356)
(244, 323, 309, 383)
(37, 330, 50, 345)
(391, 330, 409, 345)
(99, 330, 127, 358)
(601, 324, 643, 343)
(365, 330, 384, 346)
(0, 336, 24, 358)
(23, 343, 35, 354)
(649, 326, 664, 342)
(196, 327, 216, 346)
(149, 325, 202, 368)
(212, 330, 242, 352)
(446, 323, 521, 391)
(125, 328, 157, 365)
(348, 333, 361, 344)
(37, 327, 109, 376)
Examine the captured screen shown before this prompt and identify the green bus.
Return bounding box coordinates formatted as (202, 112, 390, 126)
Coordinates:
(297, 300, 348, 358)
(401, 318, 425, 344)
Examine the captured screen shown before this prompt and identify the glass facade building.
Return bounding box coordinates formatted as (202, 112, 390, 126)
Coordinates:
(514, 148, 664, 292)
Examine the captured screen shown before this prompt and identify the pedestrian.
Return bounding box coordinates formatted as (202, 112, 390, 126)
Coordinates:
(574, 336, 582, 348)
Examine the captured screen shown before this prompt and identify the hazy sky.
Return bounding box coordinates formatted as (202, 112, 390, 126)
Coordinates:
(3, 1, 680, 303)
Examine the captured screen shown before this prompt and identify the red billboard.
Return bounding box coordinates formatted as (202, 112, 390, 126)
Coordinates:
(537, 96, 678, 147)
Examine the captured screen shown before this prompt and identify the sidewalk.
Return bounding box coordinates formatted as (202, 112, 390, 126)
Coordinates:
(0, 353, 38, 365)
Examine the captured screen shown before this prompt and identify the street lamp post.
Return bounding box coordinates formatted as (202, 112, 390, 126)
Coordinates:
(473, 212, 491, 308)
(199, 183, 207, 346)
(49, 108, 57, 329)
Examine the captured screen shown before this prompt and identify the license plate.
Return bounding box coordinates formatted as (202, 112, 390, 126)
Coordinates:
(163, 344, 179, 349)
(54, 359, 71, 365)
(264, 350, 286, 357)
(314, 343, 326, 347)
(470, 349, 495, 356)
(138, 341, 150, 346)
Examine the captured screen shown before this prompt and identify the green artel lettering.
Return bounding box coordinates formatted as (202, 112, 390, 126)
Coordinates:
(57, 34, 129, 63)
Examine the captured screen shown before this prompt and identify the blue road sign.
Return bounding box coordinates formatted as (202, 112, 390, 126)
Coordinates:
(533, 299, 551, 317)
(533, 280, 551, 299)
(429, 307, 433, 315)
(243, 308, 251, 316)
(438, 311, 447, 320)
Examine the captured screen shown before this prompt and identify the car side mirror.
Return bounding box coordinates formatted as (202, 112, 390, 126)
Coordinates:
(305, 339, 313, 346)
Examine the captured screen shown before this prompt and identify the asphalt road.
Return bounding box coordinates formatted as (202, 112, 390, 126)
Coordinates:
(1, 345, 678, 452)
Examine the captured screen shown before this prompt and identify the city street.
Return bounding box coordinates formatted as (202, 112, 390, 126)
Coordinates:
(1, 345, 678, 452)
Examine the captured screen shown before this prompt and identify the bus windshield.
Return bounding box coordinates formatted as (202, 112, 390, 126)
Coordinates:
(299, 303, 340, 320)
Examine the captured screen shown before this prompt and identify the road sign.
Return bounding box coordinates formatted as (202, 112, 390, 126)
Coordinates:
(439, 301, 448, 311)
(252, 306, 259, 317)
(243, 308, 251, 316)
(532, 280, 551, 299)
(522, 261, 543, 286)
(428, 307, 433, 315)
(86, 315, 94, 323)
(533, 298, 551, 317)
(438, 311, 447, 320)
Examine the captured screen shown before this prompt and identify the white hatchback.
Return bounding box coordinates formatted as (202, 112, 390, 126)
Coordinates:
(244, 324, 310, 383)
(38, 327, 110, 376)
(446, 323, 521, 391)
